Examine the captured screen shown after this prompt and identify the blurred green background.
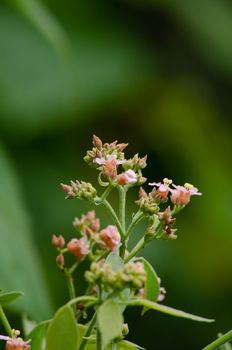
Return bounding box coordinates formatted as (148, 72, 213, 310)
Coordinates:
(0, 0, 232, 349)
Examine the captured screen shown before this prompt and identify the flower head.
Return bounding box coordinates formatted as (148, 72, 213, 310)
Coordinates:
(67, 237, 89, 261)
(99, 225, 121, 251)
(117, 169, 137, 185)
(149, 178, 172, 202)
(0, 330, 31, 350)
(170, 183, 202, 206)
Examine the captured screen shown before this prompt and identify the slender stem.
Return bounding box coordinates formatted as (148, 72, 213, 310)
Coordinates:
(124, 236, 145, 263)
(78, 312, 97, 350)
(102, 199, 123, 235)
(125, 210, 144, 239)
(0, 305, 12, 336)
(68, 296, 98, 307)
(66, 272, 76, 300)
(118, 186, 127, 233)
(96, 328, 103, 350)
(100, 186, 113, 202)
(202, 330, 232, 350)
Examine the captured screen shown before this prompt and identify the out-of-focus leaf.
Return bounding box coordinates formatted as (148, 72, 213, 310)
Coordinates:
(46, 305, 78, 350)
(27, 321, 49, 350)
(6, 0, 71, 58)
(0, 143, 52, 320)
(97, 298, 124, 348)
(0, 3, 154, 137)
(0, 291, 23, 305)
(105, 252, 124, 272)
(123, 299, 214, 322)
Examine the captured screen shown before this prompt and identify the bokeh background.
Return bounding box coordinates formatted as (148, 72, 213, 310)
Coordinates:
(0, 0, 232, 349)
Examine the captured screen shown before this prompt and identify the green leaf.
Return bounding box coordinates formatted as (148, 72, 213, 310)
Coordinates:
(27, 321, 49, 350)
(136, 258, 160, 315)
(123, 299, 214, 323)
(106, 252, 124, 272)
(116, 339, 145, 349)
(0, 291, 23, 305)
(97, 299, 124, 348)
(0, 143, 52, 320)
(46, 305, 78, 350)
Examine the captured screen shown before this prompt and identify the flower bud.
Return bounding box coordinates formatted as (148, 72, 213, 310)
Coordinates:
(56, 254, 64, 266)
(122, 323, 129, 335)
(92, 135, 102, 149)
(52, 234, 65, 248)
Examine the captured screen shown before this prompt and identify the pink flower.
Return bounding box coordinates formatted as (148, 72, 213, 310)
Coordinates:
(67, 237, 89, 261)
(117, 170, 137, 185)
(149, 178, 172, 201)
(170, 183, 202, 206)
(99, 225, 121, 251)
(0, 330, 31, 350)
(94, 154, 126, 166)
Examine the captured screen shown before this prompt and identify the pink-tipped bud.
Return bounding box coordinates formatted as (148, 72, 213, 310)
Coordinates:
(99, 225, 121, 251)
(92, 135, 102, 149)
(60, 183, 76, 199)
(116, 143, 128, 152)
(52, 234, 65, 248)
(67, 238, 89, 261)
(56, 254, 64, 266)
(139, 187, 147, 198)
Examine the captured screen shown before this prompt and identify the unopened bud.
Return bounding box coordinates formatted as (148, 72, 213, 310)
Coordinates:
(52, 234, 65, 248)
(92, 135, 102, 149)
(122, 323, 129, 335)
(56, 254, 64, 266)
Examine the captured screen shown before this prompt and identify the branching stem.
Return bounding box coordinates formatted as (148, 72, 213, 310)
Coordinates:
(202, 330, 232, 350)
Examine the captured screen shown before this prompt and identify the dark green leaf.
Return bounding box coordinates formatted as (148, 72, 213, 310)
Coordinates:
(123, 299, 214, 322)
(97, 299, 124, 348)
(27, 321, 49, 350)
(0, 291, 23, 305)
(46, 305, 78, 350)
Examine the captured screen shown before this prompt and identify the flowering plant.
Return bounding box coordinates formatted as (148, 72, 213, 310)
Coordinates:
(2, 135, 229, 350)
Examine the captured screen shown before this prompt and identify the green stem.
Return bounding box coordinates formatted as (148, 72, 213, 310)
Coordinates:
(118, 186, 127, 233)
(68, 296, 98, 307)
(202, 330, 232, 350)
(110, 342, 117, 350)
(100, 185, 113, 202)
(96, 327, 103, 350)
(124, 236, 145, 263)
(66, 272, 76, 300)
(0, 305, 12, 336)
(102, 199, 123, 235)
(125, 210, 144, 239)
(78, 312, 97, 350)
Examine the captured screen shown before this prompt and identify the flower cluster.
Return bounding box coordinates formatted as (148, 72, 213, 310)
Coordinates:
(82, 135, 146, 187)
(85, 260, 146, 292)
(0, 329, 30, 350)
(52, 211, 122, 268)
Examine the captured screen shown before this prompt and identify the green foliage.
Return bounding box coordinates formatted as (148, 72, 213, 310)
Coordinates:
(0, 144, 52, 320)
(27, 321, 49, 350)
(97, 298, 124, 348)
(137, 257, 160, 314)
(124, 299, 214, 323)
(46, 305, 78, 350)
(0, 291, 23, 305)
